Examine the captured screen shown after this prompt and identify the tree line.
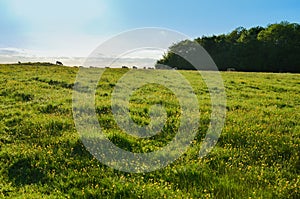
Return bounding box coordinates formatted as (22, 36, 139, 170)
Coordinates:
(156, 22, 300, 72)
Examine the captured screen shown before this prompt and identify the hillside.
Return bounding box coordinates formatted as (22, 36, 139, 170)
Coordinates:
(0, 63, 299, 198)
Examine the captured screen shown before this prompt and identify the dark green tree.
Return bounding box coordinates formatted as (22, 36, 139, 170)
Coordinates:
(156, 22, 300, 73)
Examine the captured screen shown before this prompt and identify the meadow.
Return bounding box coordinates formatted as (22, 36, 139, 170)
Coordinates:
(0, 63, 299, 198)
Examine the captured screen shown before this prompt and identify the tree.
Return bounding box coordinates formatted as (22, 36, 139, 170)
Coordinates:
(156, 22, 300, 73)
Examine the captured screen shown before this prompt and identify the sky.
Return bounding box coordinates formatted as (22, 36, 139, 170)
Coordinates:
(0, 0, 299, 65)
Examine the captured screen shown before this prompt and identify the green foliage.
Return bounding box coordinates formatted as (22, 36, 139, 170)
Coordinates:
(0, 63, 299, 198)
(157, 22, 300, 72)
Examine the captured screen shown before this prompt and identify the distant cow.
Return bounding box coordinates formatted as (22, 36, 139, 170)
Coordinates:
(56, 61, 63, 65)
(227, 67, 236, 71)
(122, 66, 128, 69)
(18, 61, 21, 64)
(132, 66, 138, 69)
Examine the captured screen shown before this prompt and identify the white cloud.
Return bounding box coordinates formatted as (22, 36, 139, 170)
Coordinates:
(0, 47, 36, 57)
(0, 47, 158, 68)
(118, 48, 165, 59)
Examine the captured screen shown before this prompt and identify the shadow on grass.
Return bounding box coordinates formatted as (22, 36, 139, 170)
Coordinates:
(8, 157, 47, 186)
(6, 140, 95, 188)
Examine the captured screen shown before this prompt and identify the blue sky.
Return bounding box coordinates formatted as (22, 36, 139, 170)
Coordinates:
(0, 0, 299, 62)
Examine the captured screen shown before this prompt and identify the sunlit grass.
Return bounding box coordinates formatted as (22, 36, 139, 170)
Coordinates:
(0, 63, 299, 198)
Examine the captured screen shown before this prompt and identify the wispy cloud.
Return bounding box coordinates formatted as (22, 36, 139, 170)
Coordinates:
(0, 47, 158, 68)
(0, 48, 34, 57)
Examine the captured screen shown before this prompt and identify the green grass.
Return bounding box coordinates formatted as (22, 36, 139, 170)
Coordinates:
(0, 63, 299, 198)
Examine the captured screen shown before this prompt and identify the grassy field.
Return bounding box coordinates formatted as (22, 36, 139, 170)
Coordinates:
(0, 63, 299, 198)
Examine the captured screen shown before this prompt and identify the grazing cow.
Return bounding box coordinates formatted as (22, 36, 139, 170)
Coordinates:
(122, 66, 128, 69)
(56, 61, 63, 65)
(132, 66, 138, 69)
